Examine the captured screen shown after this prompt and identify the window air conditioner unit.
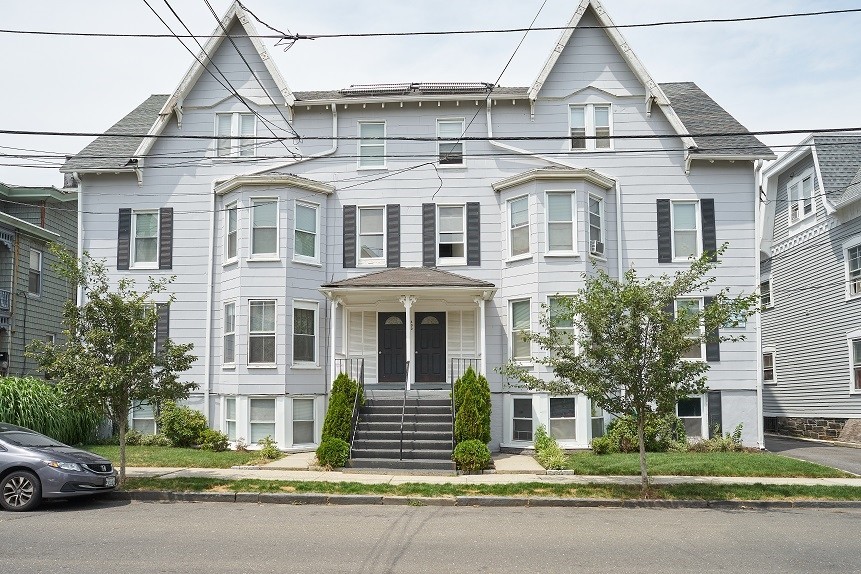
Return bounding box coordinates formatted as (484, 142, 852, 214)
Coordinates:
(590, 240, 605, 256)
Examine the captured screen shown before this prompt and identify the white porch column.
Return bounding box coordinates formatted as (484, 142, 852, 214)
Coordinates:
(329, 296, 341, 389)
(399, 295, 416, 390)
(474, 295, 487, 375)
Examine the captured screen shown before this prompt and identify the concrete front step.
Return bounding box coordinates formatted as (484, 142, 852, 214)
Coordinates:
(351, 448, 453, 460)
(353, 439, 453, 451)
(348, 458, 457, 472)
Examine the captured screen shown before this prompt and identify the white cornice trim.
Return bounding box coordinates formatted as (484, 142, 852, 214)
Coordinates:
(214, 174, 334, 196)
(491, 167, 615, 192)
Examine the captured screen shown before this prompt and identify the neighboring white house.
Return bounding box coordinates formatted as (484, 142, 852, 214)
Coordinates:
(61, 0, 773, 451)
(760, 132, 861, 441)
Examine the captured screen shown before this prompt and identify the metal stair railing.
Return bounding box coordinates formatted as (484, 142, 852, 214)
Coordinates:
(346, 359, 365, 459)
(399, 360, 410, 461)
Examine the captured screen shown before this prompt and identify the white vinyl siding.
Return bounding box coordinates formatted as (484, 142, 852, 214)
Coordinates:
(292, 301, 317, 365)
(132, 211, 159, 267)
(358, 207, 385, 266)
(787, 170, 814, 225)
(546, 192, 575, 254)
(248, 300, 276, 365)
(358, 122, 386, 168)
(508, 196, 530, 258)
(249, 398, 276, 443)
(216, 112, 255, 157)
(510, 299, 531, 361)
(225, 202, 238, 261)
(348, 311, 377, 384)
(28, 249, 41, 296)
(671, 201, 700, 261)
(223, 302, 236, 365)
(447, 310, 477, 360)
(294, 201, 318, 263)
(569, 104, 612, 151)
(251, 199, 278, 258)
(437, 205, 466, 264)
(437, 119, 464, 165)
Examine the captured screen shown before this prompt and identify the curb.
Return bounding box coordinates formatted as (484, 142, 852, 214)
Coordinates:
(109, 490, 861, 509)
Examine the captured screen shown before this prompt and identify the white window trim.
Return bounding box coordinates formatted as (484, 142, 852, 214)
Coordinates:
(249, 198, 279, 261)
(249, 396, 277, 444)
(786, 168, 815, 228)
(676, 396, 705, 439)
(588, 194, 606, 259)
(760, 276, 774, 309)
(437, 117, 466, 168)
(843, 236, 861, 301)
(670, 200, 701, 262)
(130, 209, 160, 269)
(130, 401, 157, 435)
(437, 204, 467, 266)
(223, 300, 237, 368)
(543, 191, 577, 258)
(762, 348, 776, 386)
(224, 201, 238, 265)
(675, 297, 705, 362)
(215, 112, 257, 158)
(293, 200, 320, 266)
(548, 396, 577, 442)
(510, 299, 532, 365)
(248, 299, 277, 367)
(511, 395, 535, 444)
(291, 396, 317, 446)
(848, 329, 861, 394)
(568, 103, 613, 152)
(357, 121, 387, 170)
(507, 194, 531, 261)
(357, 206, 387, 267)
(28, 248, 42, 297)
(292, 299, 319, 367)
(223, 396, 237, 442)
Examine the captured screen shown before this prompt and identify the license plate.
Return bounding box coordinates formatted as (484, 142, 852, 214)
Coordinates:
(105, 476, 116, 487)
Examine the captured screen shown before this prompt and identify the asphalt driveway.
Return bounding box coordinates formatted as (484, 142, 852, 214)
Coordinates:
(765, 435, 861, 476)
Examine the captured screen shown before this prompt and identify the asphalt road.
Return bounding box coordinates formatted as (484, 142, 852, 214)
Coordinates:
(765, 435, 861, 475)
(2, 498, 861, 573)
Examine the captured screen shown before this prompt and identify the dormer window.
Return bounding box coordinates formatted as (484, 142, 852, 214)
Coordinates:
(569, 104, 611, 151)
(787, 170, 814, 225)
(216, 112, 256, 157)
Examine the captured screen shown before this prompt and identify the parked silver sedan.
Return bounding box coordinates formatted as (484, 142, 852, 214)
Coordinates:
(0, 422, 117, 511)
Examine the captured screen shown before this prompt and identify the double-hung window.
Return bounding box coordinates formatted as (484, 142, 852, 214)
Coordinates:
(512, 397, 533, 442)
(549, 397, 576, 441)
(787, 170, 814, 225)
(216, 112, 256, 157)
(225, 203, 238, 261)
(358, 207, 385, 265)
(853, 339, 861, 392)
(675, 298, 704, 360)
(132, 211, 159, 267)
(28, 249, 42, 296)
(251, 199, 278, 258)
(508, 196, 530, 258)
(438, 205, 465, 263)
(569, 104, 611, 151)
(671, 201, 699, 261)
(294, 201, 318, 263)
(762, 352, 775, 384)
(358, 122, 385, 168)
(249, 300, 276, 365)
(510, 299, 531, 362)
(588, 196, 604, 256)
(292, 398, 315, 444)
(292, 301, 317, 365)
(131, 402, 156, 435)
(845, 240, 861, 299)
(548, 296, 575, 359)
(760, 279, 773, 309)
(546, 192, 575, 253)
(677, 397, 703, 438)
(437, 119, 464, 165)
(223, 302, 236, 365)
(249, 398, 276, 443)
(224, 397, 237, 441)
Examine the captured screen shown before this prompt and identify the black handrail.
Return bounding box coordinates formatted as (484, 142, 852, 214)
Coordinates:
(399, 360, 410, 461)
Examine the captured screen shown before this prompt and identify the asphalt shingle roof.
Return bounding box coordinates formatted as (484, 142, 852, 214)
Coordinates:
(659, 82, 773, 158)
(61, 95, 170, 172)
(811, 132, 861, 207)
(321, 267, 495, 289)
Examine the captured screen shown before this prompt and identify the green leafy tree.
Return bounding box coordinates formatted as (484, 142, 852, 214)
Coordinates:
(27, 245, 197, 484)
(501, 246, 758, 489)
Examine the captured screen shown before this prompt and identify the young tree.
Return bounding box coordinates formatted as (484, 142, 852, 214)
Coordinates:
(501, 246, 758, 489)
(27, 245, 197, 484)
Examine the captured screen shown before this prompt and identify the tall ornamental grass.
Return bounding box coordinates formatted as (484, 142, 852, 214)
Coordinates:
(0, 377, 101, 444)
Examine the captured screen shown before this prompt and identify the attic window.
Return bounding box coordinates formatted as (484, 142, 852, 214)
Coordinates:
(569, 104, 612, 151)
(787, 169, 814, 225)
(216, 112, 256, 157)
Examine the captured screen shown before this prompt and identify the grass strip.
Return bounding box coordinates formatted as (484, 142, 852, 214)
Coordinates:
(121, 477, 861, 501)
(83, 445, 263, 468)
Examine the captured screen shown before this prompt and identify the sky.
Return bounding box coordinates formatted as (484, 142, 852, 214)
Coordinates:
(1, 0, 860, 187)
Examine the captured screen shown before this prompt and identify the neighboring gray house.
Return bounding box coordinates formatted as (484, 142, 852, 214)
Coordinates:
(61, 0, 772, 459)
(0, 182, 77, 377)
(760, 132, 861, 441)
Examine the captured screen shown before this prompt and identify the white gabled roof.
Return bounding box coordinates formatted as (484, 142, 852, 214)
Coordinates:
(529, 0, 695, 150)
(134, 1, 295, 159)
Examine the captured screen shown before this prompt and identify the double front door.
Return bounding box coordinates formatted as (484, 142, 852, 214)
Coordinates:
(377, 311, 446, 383)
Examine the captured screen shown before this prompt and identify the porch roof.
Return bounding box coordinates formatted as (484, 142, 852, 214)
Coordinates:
(321, 267, 495, 289)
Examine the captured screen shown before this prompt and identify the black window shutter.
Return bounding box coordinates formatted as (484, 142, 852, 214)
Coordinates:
(656, 199, 671, 263)
(159, 207, 173, 270)
(466, 202, 481, 266)
(117, 209, 131, 270)
(707, 391, 722, 438)
(155, 303, 170, 355)
(422, 203, 436, 267)
(704, 296, 720, 362)
(700, 198, 717, 262)
(386, 204, 400, 268)
(343, 205, 356, 268)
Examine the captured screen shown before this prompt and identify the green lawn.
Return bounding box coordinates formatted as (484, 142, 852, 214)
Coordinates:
(83, 445, 264, 468)
(121, 477, 861, 501)
(562, 451, 849, 478)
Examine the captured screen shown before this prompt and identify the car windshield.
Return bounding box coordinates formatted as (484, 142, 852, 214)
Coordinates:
(0, 431, 66, 448)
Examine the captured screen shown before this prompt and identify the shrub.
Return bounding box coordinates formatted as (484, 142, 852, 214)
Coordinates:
(0, 376, 101, 444)
(316, 437, 350, 468)
(321, 373, 363, 443)
(686, 424, 744, 453)
(533, 425, 567, 470)
(452, 367, 491, 444)
(140, 433, 172, 447)
(257, 435, 282, 460)
(124, 428, 143, 446)
(452, 439, 491, 473)
(591, 414, 685, 454)
(199, 428, 229, 452)
(158, 402, 208, 447)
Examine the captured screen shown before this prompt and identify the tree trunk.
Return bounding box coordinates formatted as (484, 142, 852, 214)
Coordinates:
(637, 414, 649, 491)
(118, 420, 127, 486)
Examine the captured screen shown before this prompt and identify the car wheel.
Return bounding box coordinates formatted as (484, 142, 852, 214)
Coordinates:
(1, 471, 42, 512)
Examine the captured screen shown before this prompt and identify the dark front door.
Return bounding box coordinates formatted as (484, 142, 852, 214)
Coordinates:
(415, 312, 446, 383)
(378, 312, 406, 383)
